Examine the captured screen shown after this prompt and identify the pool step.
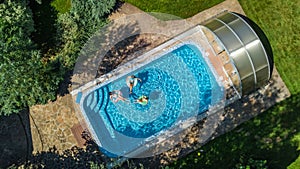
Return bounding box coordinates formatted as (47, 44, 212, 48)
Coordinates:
(94, 88, 104, 113)
(86, 92, 93, 109)
(93, 87, 111, 114)
(102, 87, 109, 108)
(84, 86, 116, 138)
(90, 90, 98, 110)
(100, 86, 116, 138)
(92, 86, 111, 113)
(102, 87, 115, 129)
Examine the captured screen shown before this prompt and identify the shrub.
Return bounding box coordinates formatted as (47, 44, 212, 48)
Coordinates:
(0, 0, 63, 115)
(54, 0, 116, 68)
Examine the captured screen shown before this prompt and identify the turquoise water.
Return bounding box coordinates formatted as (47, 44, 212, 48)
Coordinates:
(83, 44, 220, 139)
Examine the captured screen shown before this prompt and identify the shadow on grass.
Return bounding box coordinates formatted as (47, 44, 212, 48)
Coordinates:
(169, 93, 300, 169)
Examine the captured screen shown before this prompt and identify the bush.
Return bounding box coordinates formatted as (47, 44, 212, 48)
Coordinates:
(0, 0, 63, 115)
(54, 0, 116, 68)
(51, 0, 71, 14)
(235, 157, 268, 169)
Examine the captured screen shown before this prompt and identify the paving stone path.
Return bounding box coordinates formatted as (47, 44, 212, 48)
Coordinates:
(30, 95, 79, 153)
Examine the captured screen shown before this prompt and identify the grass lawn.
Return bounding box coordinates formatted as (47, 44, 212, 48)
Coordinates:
(237, 0, 300, 167)
(169, 94, 300, 168)
(125, 0, 300, 168)
(124, 0, 224, 18)
(239, 0, 300, 95)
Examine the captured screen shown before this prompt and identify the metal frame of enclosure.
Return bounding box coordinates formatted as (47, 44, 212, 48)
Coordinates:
(203, 12, 273, 96)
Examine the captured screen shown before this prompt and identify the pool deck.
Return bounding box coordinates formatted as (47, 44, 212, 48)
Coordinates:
(28, 0, 290, 167)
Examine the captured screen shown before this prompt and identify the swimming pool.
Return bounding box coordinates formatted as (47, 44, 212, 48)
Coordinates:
(81, 43, 224, 155)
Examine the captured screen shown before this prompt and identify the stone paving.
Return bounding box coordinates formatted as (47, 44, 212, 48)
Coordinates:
(29, 1, 291, 165)
(30, 95, 79, 153)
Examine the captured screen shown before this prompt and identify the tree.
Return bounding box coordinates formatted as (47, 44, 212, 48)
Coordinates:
(55, 0, 116, 68)
(0, 0, 117, 115)
(0, 0, 62, 115)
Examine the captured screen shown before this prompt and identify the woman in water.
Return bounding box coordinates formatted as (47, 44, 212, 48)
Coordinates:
(109, 90, 129, 103)
(126, 75, 142, 94)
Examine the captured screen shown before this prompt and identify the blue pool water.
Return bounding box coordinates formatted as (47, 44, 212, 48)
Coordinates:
(83, 43, 220, 139)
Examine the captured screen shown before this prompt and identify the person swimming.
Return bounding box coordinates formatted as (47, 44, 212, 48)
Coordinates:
(109, 90, 129, 103)
(126, 75, 142, 94)
(134, 95, 149, 105)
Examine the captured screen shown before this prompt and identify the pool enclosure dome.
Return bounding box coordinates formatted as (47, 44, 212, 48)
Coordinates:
(203, 12, 274, 96)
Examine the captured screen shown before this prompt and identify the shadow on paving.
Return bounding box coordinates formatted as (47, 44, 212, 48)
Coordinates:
(70, 15, 164, 91)
(24, 132, 113, 168)
(0, 109, 33, 168)
(15, 131, 160, 168)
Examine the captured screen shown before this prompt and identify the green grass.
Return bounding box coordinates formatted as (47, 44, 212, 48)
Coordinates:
(238, 1, 300, 167)
(125, 0, 300, 168)
(169, 94, 300, 168)
(124, 0, 224, 19)
(51, 0, 71, 14)
(288, 156, 300, 169)
(239, 0, 300, 94)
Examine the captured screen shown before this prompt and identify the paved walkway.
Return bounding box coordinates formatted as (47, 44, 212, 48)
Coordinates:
(29, 1, 290, 165)
(30, 95, 79, 152)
